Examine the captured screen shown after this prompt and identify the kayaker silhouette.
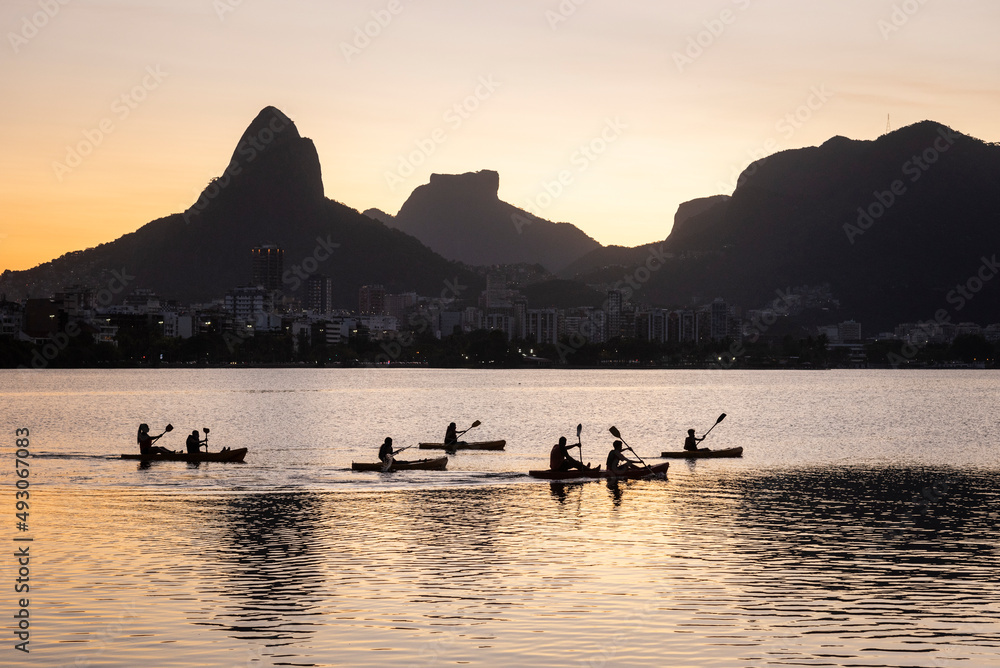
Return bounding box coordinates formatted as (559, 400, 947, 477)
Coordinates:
(684, 429, 706, 452)
(606, 440, 640, 474)
(549, 436, 589, 472)
(137, 423, 173, 456)
(186, 430, 208, 455)
(379, 437, 403, 465)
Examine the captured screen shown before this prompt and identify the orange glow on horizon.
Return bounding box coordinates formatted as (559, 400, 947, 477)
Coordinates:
(2, 1, 999, 272)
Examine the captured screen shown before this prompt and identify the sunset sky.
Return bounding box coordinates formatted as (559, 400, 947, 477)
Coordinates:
(2, 0, 998, 272)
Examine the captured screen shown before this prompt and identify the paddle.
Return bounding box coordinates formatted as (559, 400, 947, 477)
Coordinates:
(697, 413, 727, 449)
(382, 444, 415, 471)
(456, 420, 482, 437)
(608, 426, 663, 479)
(202, 427, 210, 451)
(145, 423, 175, 454)
(150, 423, 173, 443)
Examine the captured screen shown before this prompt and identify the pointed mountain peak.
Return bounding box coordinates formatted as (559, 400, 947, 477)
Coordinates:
(229, 107, 301, 164)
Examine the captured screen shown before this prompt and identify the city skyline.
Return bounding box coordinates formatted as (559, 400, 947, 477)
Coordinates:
(2, 0, 1000, 272)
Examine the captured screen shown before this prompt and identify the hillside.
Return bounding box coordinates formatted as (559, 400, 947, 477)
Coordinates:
(384, 170, 601, 273)
(0, 108, 477, 306)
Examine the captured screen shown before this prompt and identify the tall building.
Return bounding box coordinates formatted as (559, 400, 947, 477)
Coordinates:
(676, 310, 697, 343)
(359, 285, 386, 315)
(606, 289, 623, 340)
(638, 309, 668, 343)
(225, 286, 273, 322)
(710, 298, 729, 342)
(385, 292, 418, 321)
(251, 245, 284, 291)
(838, 320, 862, 343)
(485, 273, 512, 309)
(527, 309, 559, 345)
(306, 274, 332, 314)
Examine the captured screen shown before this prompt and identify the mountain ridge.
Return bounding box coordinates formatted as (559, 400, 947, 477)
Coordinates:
(382, 169, 602, 273)
(0, 107, 477, 306)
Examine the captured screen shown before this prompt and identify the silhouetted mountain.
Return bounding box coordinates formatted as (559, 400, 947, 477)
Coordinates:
(558, 195, 731, 279)
(384, 170, 601, 273)
(0, 107, 477, 305)
(574, 121, 1000, 331)
(363, 208, 395, 225)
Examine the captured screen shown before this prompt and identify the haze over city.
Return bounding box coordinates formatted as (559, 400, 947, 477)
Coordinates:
(2, 0, 999, 271)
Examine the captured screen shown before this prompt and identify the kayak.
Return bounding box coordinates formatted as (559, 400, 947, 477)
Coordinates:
(120, 448, 248, 463)
(528, 463, 669, 480)
(528, 465, 602, 480)
(660, 447, 743, 459)
(352, 456, 449, 472)
(418, 440, 506, 451)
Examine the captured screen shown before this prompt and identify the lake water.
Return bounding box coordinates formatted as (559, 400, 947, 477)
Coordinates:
(2, 369, 998, 667)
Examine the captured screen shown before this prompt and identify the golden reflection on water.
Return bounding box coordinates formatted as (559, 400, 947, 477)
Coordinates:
(28, 466, 1000, 667)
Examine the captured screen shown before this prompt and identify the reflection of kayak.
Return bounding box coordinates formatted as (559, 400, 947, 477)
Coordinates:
(418, 440, 506, 451)
(120, 448, 247, 463)
(528, 463, 669, 480)
(352, 457, 448, 472)
(660, 447, 743, 459)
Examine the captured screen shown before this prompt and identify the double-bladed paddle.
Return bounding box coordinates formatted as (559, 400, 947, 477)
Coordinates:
(608, 426, 664, 479)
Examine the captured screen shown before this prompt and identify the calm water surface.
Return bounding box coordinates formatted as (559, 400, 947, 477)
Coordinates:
(2, 369, 998, 667)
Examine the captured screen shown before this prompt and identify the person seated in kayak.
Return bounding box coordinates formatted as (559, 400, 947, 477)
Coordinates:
(549, 436, 589, 471)
(186, 430, 208, 455)
(137, 423, 173, 456)
(606, 440, 641, 474)
(684, 429, 707, 452)
(378, 437, 402, 465)
(444, 422, 467, 447)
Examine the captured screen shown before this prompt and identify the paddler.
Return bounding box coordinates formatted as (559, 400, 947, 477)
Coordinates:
(137, 423, 174, 456)
(606, 440, 641, 474)
(549, 436, 589, 472)
(186, 430, 208, 455)
(444, 422, 463, 447)
(684, 428, 707, 452)
(378, 437, 403, 466)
